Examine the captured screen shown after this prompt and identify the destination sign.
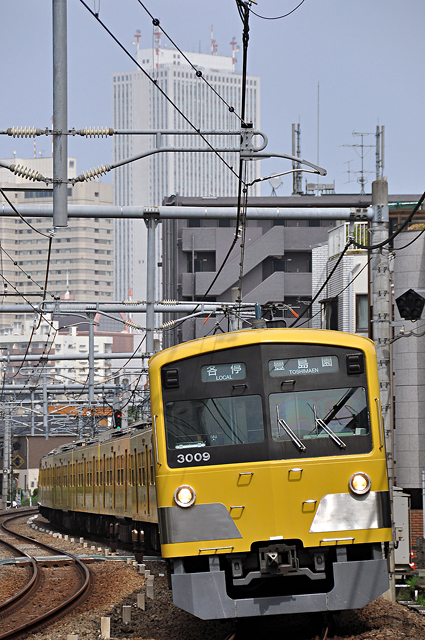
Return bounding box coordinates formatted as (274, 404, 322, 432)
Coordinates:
(201, 362, 246, 383)
(269, 355, 339, 377)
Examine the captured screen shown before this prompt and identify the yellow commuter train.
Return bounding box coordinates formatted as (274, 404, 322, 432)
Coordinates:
(40, 328, 392, 620)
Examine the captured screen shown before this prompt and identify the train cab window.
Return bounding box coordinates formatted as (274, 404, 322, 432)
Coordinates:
(165, 394, 264, 450)
(269, 387, 369, 447)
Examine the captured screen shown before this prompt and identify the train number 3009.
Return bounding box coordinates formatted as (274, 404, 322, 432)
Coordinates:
(176, 452, 211, 464)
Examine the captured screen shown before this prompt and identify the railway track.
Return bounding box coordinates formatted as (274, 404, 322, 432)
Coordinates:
(0, 510, 92, 639)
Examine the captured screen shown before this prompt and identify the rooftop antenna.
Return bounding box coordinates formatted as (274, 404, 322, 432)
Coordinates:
(230, 36, 239, 73)
(343, 159, 354, 185)
(342, 131, 374, 194)
(153, 20, 161, 68)
(211, 25, 218, 55)
(292, 122, 303, 195)
(376, 124, 385, 179)
(269, 176, 283, 196)
(316, 82, 319, 189)
(132, 29, 141, 53)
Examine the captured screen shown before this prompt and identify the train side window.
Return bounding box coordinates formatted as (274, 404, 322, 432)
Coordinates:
(130, 454, 134, 486)
(138, 452, 142, 485)
(142, 450, 146, 485)
(149, 450, 154, 484)
(120, 455, 123, 485)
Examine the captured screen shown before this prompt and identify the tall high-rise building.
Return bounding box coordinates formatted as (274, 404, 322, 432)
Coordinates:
(0, 157, 114, 332)
(112, 43, 261, 302)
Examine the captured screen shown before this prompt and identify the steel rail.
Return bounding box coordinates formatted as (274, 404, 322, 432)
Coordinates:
(0, 512, 92, 639)
(0, 509, 39, 614)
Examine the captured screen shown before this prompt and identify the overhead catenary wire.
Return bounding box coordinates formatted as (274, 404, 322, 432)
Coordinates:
(352, 189, 425, 251)
(295, 255, 372, 329)
(193, 0, 252, 309)
(78, 0, 244, 185)
(249, 0, 307, 20)
(290, 241, 352, 327)
(135, 1, 246, 125)
(393, 225, 425, 251)
(0, 187, 54, 239)
(0, 244, 56, 300)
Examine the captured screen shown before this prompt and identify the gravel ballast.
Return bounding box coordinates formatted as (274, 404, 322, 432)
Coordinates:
(5, 513, 425, 640)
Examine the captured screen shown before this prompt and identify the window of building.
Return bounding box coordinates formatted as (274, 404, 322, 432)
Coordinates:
(187, 251, 216, 273)
(356, 294, 368, 332)
(188, 219, 201, 228)
(324, 299, 338, 331)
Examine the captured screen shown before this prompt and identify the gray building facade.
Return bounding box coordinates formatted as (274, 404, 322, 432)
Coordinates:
(162, 196, 334, 346)
(393, 229, 425, 501)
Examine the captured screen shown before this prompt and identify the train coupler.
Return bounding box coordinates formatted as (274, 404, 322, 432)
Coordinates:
(259, 543, 298, 575)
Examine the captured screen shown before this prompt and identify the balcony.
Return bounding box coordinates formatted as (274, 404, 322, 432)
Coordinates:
(328, 222, 368, 257)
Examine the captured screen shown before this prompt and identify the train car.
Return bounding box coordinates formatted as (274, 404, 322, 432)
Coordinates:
(39, 423, 160, 551)
(149, 328, 392, 619)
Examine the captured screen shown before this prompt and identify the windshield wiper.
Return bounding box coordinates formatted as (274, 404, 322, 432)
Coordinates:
(314, 407, 346, 449)
(276, 407, 306, 452)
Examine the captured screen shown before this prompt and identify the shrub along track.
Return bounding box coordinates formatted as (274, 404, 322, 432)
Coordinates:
(0, 510, 92, 639)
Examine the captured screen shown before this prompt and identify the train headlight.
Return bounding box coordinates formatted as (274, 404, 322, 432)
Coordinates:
(349, 472, 371, 495)
(174, 485, 196, 508)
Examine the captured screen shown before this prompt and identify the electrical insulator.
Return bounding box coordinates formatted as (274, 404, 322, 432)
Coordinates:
(125, 320, 143, 330)
(7, 127, 44, 138)
(161, 319, 176, 329)
(10, 164, 46, 182)
(160, 299, 178, 305)
(77, 127, 114, 137)
(75, 165, 112, 182)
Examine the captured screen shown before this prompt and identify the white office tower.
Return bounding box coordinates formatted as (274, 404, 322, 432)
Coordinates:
(112, 43, 261, 302)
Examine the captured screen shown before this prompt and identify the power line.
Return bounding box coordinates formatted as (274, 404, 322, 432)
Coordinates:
(135, 1, 246, 125)
(249, 0, 306, 20)
(295, 255, 371, 329)
(78, 0, 244, 184)
(351, 189, 425, 251)
(290, 241, 352, 327)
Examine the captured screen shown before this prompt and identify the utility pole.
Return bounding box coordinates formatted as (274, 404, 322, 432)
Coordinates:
(42, 370, 49, 440)
(52, 0, 68, 228)
(2, 412, 11, 508)
(145, 212, 158, 354)
(371, 178, 395, 601)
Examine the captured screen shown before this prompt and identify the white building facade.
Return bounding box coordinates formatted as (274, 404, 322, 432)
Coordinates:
(112, 45, 261, 302)
(311, 222, 369, 334)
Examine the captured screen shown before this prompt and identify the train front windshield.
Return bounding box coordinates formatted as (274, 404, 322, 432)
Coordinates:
(270, 387, 368, 447)
(165, 395, 265, 449)
(161, 343, 373, 468)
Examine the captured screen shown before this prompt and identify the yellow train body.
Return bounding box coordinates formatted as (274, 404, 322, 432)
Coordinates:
(40, 328, 392, 620)
(149, 328, 392, 618)
(39, 427, 159, 549)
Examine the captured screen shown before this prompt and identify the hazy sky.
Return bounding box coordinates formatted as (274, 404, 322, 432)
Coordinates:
(1, 0, 424, 196)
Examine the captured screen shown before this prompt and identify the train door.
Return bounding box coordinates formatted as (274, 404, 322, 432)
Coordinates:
(134, 448, 139, 515)
(92, 456, 95, 508)
(124, 450, 128, 512)
(113, 451, 116, 509)
(102, 454, 106, 509)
